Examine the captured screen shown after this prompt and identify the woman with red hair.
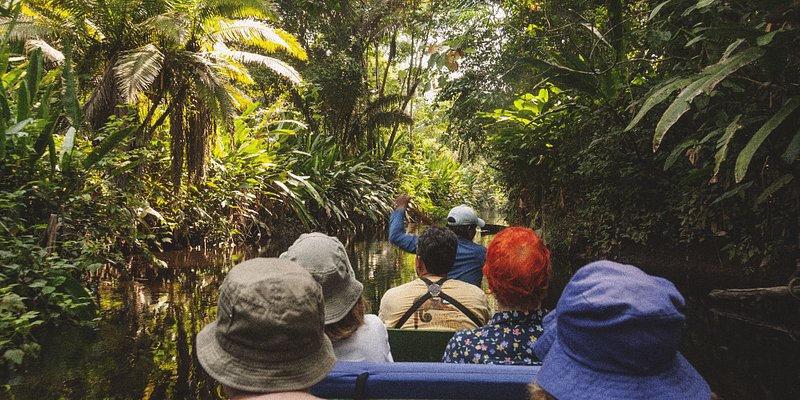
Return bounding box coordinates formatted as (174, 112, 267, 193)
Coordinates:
(442, 227, 551, 365)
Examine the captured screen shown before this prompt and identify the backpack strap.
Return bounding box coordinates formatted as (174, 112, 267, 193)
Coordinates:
(439, 292, 484, 328)
(393, 277, 483, 329)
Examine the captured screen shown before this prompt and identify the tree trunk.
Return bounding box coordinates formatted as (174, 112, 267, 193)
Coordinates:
(170, 104, 185, 192)
(187, 97, 212, 184)
(607, 0, 625, 61)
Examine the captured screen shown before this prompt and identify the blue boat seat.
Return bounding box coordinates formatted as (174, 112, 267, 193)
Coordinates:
(310, 361, 539, 399)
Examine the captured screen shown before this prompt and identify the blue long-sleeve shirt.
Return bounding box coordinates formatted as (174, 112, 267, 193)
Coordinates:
(388, 209, 487, 287)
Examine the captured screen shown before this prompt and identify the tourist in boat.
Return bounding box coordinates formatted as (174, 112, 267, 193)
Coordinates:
(442, 227, 550, 365)
(528, 260, 713, 400)
(389, 193, 487, 287)
(196, 258, 335, 400)
(280, 232, 393, 362)
(379, 226, 490, 330)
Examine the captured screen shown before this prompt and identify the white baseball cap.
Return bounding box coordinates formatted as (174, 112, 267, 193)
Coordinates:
(446, 205, 485, 227)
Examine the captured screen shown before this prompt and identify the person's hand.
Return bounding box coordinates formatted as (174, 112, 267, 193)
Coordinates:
(394, 194, 411, 210)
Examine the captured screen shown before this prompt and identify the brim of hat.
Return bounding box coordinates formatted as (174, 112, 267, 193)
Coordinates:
(447, 217, 486, 228)
(196, 320, 336, 393)
(535, 337, 710, 400)
(324, 279, 363, 324)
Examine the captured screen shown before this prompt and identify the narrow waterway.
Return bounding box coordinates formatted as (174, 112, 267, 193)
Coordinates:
(6, 224, 800, 399)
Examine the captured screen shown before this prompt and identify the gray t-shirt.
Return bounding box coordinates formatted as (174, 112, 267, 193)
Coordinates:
(333, 314, 393, 362)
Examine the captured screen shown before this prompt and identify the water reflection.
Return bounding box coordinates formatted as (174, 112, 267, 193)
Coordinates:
(6, 229, 799, 399)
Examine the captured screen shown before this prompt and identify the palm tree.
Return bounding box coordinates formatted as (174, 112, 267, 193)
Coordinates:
(3, 0, 307, 185)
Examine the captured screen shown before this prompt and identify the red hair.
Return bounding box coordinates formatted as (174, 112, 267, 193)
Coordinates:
(483, 227, 551, 310)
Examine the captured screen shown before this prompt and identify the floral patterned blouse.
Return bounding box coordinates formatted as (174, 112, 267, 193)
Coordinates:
(441, 309, 546, 365)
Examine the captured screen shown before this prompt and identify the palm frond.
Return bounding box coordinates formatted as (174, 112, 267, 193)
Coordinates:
(83, 62, 119, 129)
(272, 28, 307, 61)
(206, 17, 306, 60)
(364, 94, 407, 115)
(114, 44, 165, 102)
(203, 0, 276, 20)
(0, 15, 54, 40)
(140, 12, 189, 44)
(223, 82, 253, 110)
(212, 44, 301, 83)
(189, 52, 237, 120)
(364, 110, 413, 133)
(81, 16, 106, 41)
(211, 44, 255, 84)
(25, 39, 63, 65)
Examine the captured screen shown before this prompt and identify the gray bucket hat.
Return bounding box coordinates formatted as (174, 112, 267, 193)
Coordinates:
(280, 232, 364, 324)
(196, 258, 335, 393)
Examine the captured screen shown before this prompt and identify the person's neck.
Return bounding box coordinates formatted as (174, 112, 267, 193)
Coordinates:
(419, 272, 445, 280)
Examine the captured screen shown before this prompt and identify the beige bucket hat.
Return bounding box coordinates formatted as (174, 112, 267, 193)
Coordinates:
(196, 258, 335, 393)
(280, 233, 364, 324)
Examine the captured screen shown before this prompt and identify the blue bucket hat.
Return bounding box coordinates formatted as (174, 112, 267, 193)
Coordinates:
(533, 260, 711, 400)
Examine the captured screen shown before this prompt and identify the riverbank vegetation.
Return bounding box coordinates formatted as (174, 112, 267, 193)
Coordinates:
(440, 0, 798, 281)
(1, 0, 797, 373)
(0, 0, 500, 367)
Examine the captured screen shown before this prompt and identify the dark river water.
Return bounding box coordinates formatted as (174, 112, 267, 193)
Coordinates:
(6, 223, 800, 399)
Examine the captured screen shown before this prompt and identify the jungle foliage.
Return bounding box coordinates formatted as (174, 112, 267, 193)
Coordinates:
(0, 0, 496, 368)
(439, 0, 799, 274)
(4, 0, 797, 372)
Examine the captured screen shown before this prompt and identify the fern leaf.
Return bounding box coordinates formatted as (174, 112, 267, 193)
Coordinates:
(735, 97, 800, 182)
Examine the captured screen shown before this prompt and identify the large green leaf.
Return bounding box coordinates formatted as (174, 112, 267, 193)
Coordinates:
(664, 139, 695, 171)
(625, 76, 693, 132)
(25, 48, 42, 102)
(61, 37, 80, 126)
(15, 84, 29, 120)
(711, 181, 753, 206)
(712, 115, 742, 180)
(0, 81, 9, 121)
(0, 6, 20, 75)
(84, 126, 135, 169)
(653, 47, 764, 151)
(735, 97, 800, 182)
(60, 126, 76, 156)
(0, 120, 5, 160)
(32, 111, 60, 164)
(648, 0, 672, 21)
(756, 174, 793, 204)
(782, 126, 800, 164)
